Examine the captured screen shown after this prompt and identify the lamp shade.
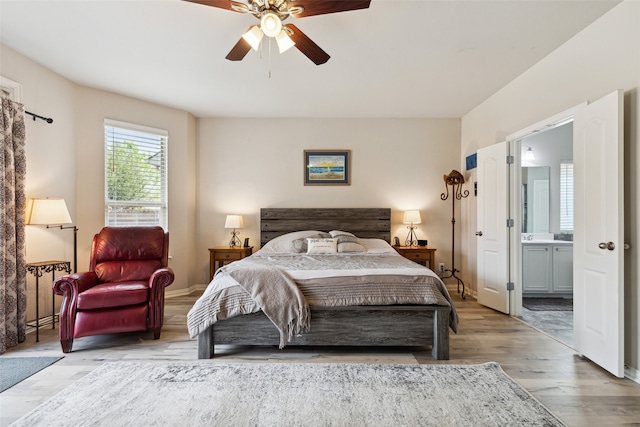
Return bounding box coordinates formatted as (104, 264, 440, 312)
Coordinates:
(403, 210, 422, 225)
(25, 198, 72, 225)
(224, 215, 244, 229)
(261, 12, 282, 37)
(275, 30, 295, 53)
(242, 25, 263, 51)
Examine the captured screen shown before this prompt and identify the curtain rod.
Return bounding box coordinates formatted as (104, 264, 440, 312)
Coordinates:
(25, 110, 53, 124)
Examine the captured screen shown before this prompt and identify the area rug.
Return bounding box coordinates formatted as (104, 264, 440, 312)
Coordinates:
(0, 356, 63, 393)
(11, 361, 564, 426)
(523, 297, 573, 311)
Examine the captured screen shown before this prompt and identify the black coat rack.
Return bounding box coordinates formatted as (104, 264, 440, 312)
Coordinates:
(440, 170, 469, 299)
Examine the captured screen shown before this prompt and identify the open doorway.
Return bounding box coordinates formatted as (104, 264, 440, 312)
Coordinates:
(517, 121, 574, 346)
(477, 90, 625, 377)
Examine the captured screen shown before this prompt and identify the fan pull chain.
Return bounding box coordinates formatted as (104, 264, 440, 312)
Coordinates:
(268, 37, 272, 78)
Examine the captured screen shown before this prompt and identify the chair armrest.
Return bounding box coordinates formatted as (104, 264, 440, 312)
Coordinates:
(53, 271, 99, 348)
(52, 272, 99, 297)
(147, 267, 175, 328)
(149, 267, 175, 290)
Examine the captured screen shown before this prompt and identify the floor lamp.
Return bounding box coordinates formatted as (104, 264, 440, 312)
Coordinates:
(25, 198, 78, 273)
(440, 170, 469, 299)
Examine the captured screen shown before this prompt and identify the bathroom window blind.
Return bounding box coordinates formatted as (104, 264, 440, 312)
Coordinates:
(560, 161, 573, 231)
(104, 119, 168, 229)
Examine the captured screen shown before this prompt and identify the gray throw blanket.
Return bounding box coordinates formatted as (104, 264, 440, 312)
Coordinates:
(221, 260, 310, 348)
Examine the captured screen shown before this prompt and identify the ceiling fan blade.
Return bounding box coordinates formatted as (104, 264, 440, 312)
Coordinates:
(183, 0, 250, 13)
(288, 0, 371, 18)
(285, 24, 330, 65)
(225, 34, 252, 61)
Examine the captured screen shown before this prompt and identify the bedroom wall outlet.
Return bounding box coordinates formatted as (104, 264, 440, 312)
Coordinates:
(439, 263, 445, 272)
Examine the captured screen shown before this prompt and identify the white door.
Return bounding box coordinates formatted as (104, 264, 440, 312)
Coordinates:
(476, 141, 510, 313)
(573, 90, 624, 377)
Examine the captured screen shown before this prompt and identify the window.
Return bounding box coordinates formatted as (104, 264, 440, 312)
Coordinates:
(560, 161, 573, 231)
(104, 119, 168, 229)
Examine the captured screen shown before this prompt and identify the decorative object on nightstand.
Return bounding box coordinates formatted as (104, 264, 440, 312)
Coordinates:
(403, 210, 421, 246)
(395, 246, 436, 270)
(224, 214, 244, 247)
(25, 198, 78, 273)
(440, 170, 469, 299)
(209, 246, 253, 281)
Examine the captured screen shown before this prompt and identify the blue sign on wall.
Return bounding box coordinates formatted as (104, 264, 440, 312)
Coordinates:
(466, 153, 477, 170)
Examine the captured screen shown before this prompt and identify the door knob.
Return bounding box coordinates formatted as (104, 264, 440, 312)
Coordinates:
(598, 241, 615, 251)
(475, 231, 483, 236)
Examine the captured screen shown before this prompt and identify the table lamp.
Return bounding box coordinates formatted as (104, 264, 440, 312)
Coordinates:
(403, 210, 421, 246)
(25, 198, 78, 272)
(224, 214, 243, 247)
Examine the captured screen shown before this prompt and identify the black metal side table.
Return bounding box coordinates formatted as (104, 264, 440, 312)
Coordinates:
(26, 260, 71, 342)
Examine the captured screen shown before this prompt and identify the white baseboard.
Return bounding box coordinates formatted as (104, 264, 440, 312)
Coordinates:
(625, 365, 640, 384)
(165, 283, 207, 299)
(444, 282, 477, 300)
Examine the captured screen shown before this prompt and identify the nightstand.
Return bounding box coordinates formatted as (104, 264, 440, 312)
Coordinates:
(394, 246, 437, 270)
(209, 246, 253, 281)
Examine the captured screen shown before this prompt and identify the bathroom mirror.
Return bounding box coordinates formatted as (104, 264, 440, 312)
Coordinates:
(521, 166, 550, 233)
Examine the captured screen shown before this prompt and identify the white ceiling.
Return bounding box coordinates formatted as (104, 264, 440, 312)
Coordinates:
(0, 0, 619, 118)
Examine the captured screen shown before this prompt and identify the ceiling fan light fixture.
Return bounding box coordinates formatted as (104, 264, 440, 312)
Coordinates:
(242, 25, 263, 51)
(261, 12, 282, 38)
(275, 30, 295, 53)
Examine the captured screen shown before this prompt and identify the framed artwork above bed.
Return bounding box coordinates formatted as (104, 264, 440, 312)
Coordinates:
(304, 150, 350, 186)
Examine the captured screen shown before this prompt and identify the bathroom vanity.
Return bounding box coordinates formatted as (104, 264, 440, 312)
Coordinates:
(522, 237, 573, 296)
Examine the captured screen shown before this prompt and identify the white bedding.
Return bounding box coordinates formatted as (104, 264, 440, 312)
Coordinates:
(187, 232, 459, 343)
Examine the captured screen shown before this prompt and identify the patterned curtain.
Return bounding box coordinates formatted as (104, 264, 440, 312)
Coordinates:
(0, 97, 27, 354)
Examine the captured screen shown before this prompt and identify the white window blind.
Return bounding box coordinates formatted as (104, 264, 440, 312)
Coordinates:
(560, 161, 573, 231)
(104, 119, 168, 229)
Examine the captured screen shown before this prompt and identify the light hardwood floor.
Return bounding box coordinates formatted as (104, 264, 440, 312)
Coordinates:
(1, 287, 639, 426)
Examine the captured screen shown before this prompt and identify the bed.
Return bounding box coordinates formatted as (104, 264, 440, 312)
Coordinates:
(188, 208, 458, 360)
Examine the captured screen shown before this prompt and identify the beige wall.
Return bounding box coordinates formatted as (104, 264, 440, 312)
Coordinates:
(74, 86, 198, 294)
(196, 118, 461, 284)
(459, 0, 640, 371)
(1, 45, 198, 323)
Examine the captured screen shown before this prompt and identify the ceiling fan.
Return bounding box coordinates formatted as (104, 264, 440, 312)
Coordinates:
(184, 0, 371, 65)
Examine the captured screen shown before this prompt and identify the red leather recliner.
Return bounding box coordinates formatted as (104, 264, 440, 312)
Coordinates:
(52, 226, 175, 353)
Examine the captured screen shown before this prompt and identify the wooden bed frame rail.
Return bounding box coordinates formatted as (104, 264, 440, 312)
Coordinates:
(198, 305, 450, 360)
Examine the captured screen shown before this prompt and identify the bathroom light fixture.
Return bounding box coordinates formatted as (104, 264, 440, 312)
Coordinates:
(524, 147, 535, 161)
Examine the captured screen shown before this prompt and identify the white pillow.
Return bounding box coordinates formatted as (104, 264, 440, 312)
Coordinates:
(258, 230, 330, 254)
(358, 238, 397, 254)
(307, 238, 338, 254)
(334, 234, 367, 253)
(329, 230, 356, 238)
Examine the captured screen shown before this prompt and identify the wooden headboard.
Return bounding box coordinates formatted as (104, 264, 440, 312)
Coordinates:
(260, 208, 391, 247)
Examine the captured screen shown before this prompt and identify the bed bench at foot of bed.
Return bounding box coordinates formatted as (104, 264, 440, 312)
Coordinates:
(197, 305, 451, 360)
